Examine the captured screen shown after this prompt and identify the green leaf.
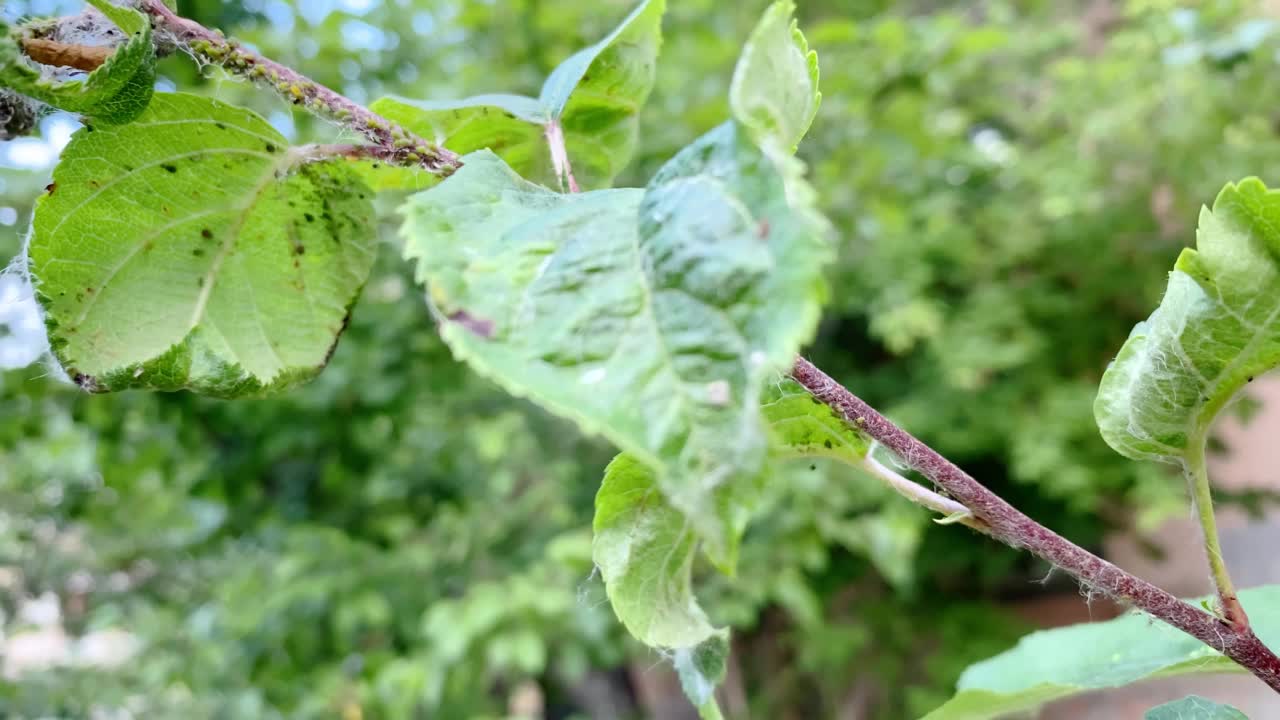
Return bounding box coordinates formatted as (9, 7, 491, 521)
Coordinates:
(1145, 696, 1249, 720)
(593, 454, 723, 649)
(592, 454, 729, 717)
(401, 122, 830, 563)
(369, 0, 664, 190)
(763, 377, 871, 461)
(537, 0, 663, 117)
(28, 93, 376, 396)
(0, 1, 156, 124)
(1096, 178, 1280, 464)
(729, 1, 821, 152)
(367, 95, 549, 192)
(923, 584, 1280, 720)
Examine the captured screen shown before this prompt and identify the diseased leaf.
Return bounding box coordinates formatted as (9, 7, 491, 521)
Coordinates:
(28, 93, 376, 396)
(1145, 696, 1249, 720)
(401, 123, 830, 564)
(763, 377, 871, 462)
(924, 584, 1280, 720)
(0, 1, 155, 124)
(1096, 178, 1280, 464)
(729, 1, 821, 152)
(369, 0, 663, 190)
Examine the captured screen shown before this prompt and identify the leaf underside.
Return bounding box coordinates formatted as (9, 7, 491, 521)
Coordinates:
(1144, 696, 1249, 720)
(1095, 178, 1280, 464)
(29, 93, 376, 396)
(924, 585, 1280, 720)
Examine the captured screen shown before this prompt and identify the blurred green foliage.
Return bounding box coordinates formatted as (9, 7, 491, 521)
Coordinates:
(2, 0, 1280, 717)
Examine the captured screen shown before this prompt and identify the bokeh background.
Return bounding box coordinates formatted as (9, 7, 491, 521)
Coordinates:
(4, 0, 1280, 717)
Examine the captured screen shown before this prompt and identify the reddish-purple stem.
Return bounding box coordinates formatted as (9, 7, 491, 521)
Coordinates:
(790, 356, 1280, 692)
(141, 1, 461, 175)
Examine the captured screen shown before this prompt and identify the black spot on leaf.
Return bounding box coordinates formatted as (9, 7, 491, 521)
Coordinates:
(162, 164, 177, 173)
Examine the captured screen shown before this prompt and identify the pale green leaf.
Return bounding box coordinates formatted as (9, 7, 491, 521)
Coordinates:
(1096, 178, 1280, 463)
(1145, 696, 1248, 720)
(729, 1, 821, 152)
(0, 1, 155, 124)
(368, 0, 663, 190)
(923, 584, 1280, 720)
(29, 93, 376, 396)
(401, 123, 830, 564)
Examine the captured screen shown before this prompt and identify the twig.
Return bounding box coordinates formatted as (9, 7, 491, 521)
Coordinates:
(139, 0, 461, 176)
(790, 356, 1280, 692)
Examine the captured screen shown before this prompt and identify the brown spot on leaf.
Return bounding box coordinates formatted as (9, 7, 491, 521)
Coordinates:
(45, 182, 56, 195)
(201, 228, 213, 240)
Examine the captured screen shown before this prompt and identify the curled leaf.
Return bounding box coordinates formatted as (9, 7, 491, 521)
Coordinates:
(1, 1, 156, 124)
(1096, 178, 1280, 464)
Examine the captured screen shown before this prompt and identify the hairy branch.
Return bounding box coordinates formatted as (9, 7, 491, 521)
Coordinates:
(790, 356, 1280, 692)
(139, 1, 461, 176)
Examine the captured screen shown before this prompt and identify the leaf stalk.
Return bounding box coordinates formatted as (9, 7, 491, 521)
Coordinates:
(1185, 438, 1250, 630)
